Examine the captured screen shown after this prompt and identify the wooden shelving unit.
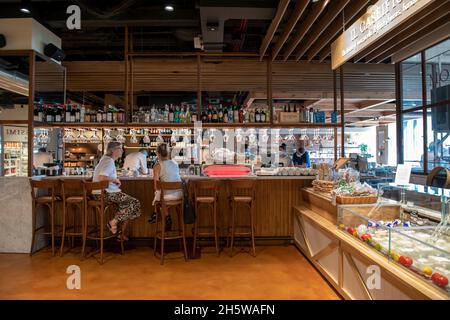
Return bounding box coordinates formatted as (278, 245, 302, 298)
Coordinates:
(33, 121, 340, 129)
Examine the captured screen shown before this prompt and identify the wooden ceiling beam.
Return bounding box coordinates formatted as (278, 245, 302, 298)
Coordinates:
(373, 13, 450, 63)
(271, 0, 309, 61)
(294, 0, 351, 61)
(366, 3, 450, 63)
(307, 0, 371, 62)
(282, 0, 329, 61)
(352, 1, 448, 63)
(259, 0, 291, 61)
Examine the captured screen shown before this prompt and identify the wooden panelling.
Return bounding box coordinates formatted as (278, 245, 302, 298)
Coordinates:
(119, 178, 311, 238)
(59, 59, 395, 103)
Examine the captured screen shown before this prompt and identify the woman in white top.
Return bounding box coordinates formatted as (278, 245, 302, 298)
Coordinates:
(148, 143, 182, 225)
(93, 141, 141, 240)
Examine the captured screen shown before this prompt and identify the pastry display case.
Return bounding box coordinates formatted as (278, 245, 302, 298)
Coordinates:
(337, 189, 450, 294)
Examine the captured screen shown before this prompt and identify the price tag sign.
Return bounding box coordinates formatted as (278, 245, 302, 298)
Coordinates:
(395, 164, 412, 186)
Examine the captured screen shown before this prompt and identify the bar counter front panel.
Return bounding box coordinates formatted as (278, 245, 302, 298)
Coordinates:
(40, 176, 314, 239)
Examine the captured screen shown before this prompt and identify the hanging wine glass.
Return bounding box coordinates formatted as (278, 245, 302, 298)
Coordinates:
(260, 129, 269, 143)
(143, 129, 150, 144)
(91, 129, 100, 142)
(115, 129, 126, 143)
(103, 129, 112, 144)
(223, 129, 230, 143)
(63, 129, 74, 143)
(209, 129, 216, 143)
(77, 129, 87, 142)
(287, 129, 296, 142)
(129, 129, 138, 144)
(301, 128, 309, 141)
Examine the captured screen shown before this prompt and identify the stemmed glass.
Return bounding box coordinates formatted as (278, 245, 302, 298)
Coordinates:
(63, 129, 74, 143)
(116, 129, 126, 144)
(129, 129, 138, 144)
(103, 129, 112, 144)
(143, 129, 151, 144)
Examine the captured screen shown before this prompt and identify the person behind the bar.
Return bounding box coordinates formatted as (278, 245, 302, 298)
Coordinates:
(123, 148, 149, 175)
(33, 147, 53, 168)
(292, 143, 311, 168)
(93, 141, 141, 240)
(148, 143, 182, 228)
(278, 143, 291, 167)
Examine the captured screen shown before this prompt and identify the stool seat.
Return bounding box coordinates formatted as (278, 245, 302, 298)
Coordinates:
(195, 196, 215, 203)
(66, 196, 84, 203)
(36, 196, 61, 204)
(155, 199, 183, 207)
(231, 196, 252, 202)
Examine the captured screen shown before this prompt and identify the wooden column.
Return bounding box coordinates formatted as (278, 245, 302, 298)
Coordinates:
(124, 26, 129, 121)
(28, 51, 35, 177)
(197, 54, 202, 118)
(267, 56, 273, 124)
(340, 66, 345, 158)
(333, 69, 338, 161)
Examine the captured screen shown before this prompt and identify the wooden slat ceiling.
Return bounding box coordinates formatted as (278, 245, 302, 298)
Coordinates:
(260, 0, 447, 64)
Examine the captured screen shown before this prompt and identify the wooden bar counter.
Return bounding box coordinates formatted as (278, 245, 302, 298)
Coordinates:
(37, 175, 314, 239)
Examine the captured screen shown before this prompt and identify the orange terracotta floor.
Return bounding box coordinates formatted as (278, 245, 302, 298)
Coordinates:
(0, 245, 340, 300)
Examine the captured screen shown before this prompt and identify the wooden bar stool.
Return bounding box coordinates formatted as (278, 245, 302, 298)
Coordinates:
(192, 179, 220, 257)
(60, 179, 85, 257)
(82, 180, 124, 265)
(227, 179, 256, 257)
(153, 181, 188, 265)
(29, 179, 61, 256)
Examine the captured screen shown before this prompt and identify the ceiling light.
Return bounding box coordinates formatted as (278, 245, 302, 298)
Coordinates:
(20, 0, 31, 14)
(164, 5, 174, 12)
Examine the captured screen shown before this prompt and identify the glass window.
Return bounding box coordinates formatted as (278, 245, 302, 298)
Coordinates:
(425, 39, 450, 106)
(428, 106, 450, 171)
(402, 111, 424, 172)
(401, 53, 423, 110)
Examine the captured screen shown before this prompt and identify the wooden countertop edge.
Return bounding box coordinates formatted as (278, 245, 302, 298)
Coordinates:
(33, 175, 316, 181)
(293, 206, 450, 300)
(302, 187, 333, 202)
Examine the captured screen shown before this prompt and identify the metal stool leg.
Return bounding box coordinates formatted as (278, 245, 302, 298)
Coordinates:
(30, 203, 37, 256)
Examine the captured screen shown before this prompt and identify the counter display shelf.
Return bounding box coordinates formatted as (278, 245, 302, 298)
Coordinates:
(295, 186, 450, 300)
(338, 205, 449, 294)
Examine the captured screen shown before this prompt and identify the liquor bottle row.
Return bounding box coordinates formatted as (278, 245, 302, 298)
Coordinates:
(132, 105, 197, 123)
(129, 128, 173, 135)
(34, 104, 126, 123)
(277, 104, 337, 124)
(200, 105, 270, 123)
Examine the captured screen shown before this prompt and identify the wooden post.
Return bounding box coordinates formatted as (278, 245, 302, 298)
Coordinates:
(333, 69, 338, 161)
(340, 66, 345, 158)
(267, 56, 273, 124)
(28, 51, 35, 177)
(124, 26, 129, 122)
(197, 54, 201, 119)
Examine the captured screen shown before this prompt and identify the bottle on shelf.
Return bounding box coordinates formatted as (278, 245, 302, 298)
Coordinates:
(233, 105, 239, 124)
(80, 105, 86, 122)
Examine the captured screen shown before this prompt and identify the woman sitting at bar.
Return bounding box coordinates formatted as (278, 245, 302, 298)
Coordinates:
(93, 141, 141, 240)
(148, 143, 182, 227)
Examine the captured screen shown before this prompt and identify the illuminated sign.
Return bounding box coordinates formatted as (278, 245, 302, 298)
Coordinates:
(331, 0, 435, 70)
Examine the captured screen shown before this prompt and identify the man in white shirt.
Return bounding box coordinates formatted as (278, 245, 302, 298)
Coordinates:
(123, 149, 149, 174)
(33, 147, 53, 168)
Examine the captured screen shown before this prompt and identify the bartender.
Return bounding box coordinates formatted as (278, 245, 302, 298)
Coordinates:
(278, 143, 291, 167)
(33, 147, 53, 168)
(123, 148, 149, 174)
(292, 145, 311, 168)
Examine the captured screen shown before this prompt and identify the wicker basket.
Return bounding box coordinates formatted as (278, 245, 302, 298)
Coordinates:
(335, 195, 378, 204)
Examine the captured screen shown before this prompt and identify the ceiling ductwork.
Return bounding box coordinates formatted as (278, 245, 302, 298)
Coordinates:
(199, 5, 275, 52)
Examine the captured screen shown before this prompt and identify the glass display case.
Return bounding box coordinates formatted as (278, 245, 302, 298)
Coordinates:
(338, 192, 450, 294)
